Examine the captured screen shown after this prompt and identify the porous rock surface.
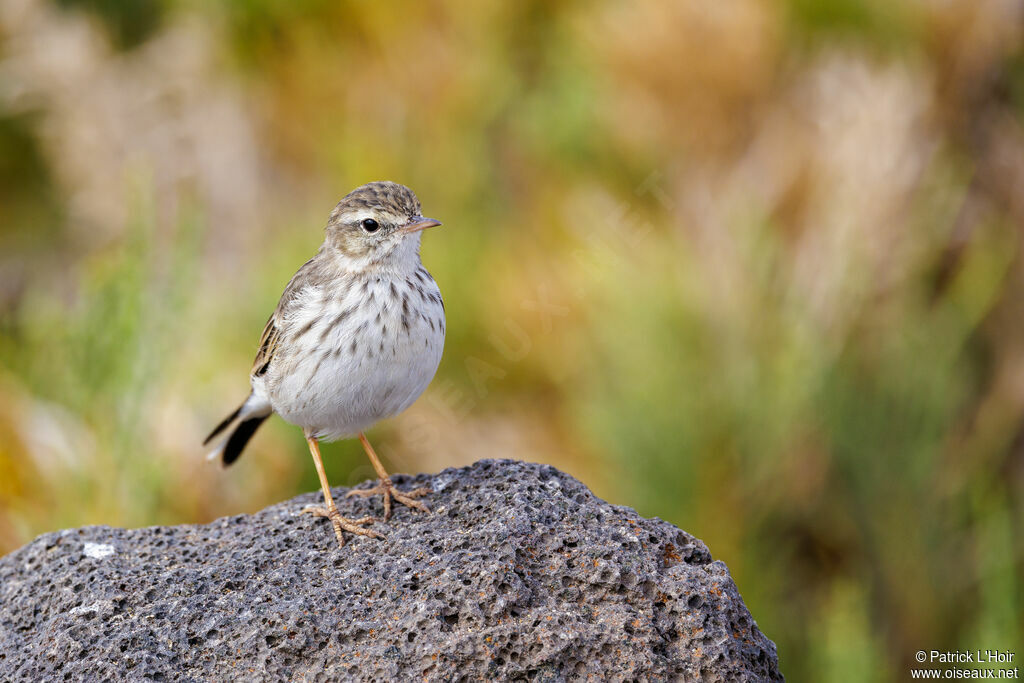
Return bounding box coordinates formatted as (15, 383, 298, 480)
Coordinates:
(0, 459, 782, 681)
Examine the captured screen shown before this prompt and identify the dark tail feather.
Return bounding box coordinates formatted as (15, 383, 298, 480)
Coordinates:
(221, 415, 268, 466)
(203, 403, 244, 446)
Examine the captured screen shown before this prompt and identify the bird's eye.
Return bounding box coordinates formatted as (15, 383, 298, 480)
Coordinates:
(361, 218, 380, 233)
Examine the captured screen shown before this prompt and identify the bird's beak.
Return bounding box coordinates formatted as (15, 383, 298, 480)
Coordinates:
(401, 217, 442, 234)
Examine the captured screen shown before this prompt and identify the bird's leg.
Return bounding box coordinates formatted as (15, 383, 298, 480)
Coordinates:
(300, 435, 381, 547)
(346, 432, 431, 521)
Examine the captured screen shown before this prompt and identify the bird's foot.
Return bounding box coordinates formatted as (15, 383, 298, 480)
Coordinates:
(346, 479, 431, 521)
(300, 504, 382, 548)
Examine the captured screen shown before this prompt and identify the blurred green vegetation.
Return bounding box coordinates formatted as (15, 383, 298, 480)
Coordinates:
(1, 0, 1022, 680)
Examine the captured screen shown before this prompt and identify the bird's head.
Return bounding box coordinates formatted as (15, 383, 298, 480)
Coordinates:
(325, 181, 441, 268)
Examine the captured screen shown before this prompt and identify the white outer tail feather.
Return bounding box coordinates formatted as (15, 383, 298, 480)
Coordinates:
(205, 392, 273, 462)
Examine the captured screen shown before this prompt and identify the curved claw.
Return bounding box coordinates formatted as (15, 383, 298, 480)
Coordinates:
(346, 481, 431, 521)
(300, 504, 383, 547)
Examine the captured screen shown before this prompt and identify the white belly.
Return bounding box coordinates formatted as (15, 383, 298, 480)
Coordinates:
(262, 274, 444, 440)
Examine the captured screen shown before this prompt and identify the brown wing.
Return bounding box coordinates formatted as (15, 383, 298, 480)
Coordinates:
(251, 314, 280, 377)
(248, 251, 331, 379)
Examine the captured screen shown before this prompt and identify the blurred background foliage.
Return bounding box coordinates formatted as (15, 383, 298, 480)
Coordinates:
(1, 0, 1022, 679)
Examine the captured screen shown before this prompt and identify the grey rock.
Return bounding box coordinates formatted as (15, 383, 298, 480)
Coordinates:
(0, 459, 782, 681)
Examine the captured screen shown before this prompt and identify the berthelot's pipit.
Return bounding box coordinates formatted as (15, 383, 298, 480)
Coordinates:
(204, 181, 445, 548)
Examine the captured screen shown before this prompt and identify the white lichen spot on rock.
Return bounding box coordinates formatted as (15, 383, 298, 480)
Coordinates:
(83, 542, 115, 559)
(69, 602, 101, 617)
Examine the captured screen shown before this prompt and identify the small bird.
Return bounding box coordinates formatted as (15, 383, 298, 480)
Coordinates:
(204, 181, 445, 548)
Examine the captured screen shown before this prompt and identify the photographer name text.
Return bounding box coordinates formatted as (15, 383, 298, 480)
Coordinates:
(923, 651, 1016, 665)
